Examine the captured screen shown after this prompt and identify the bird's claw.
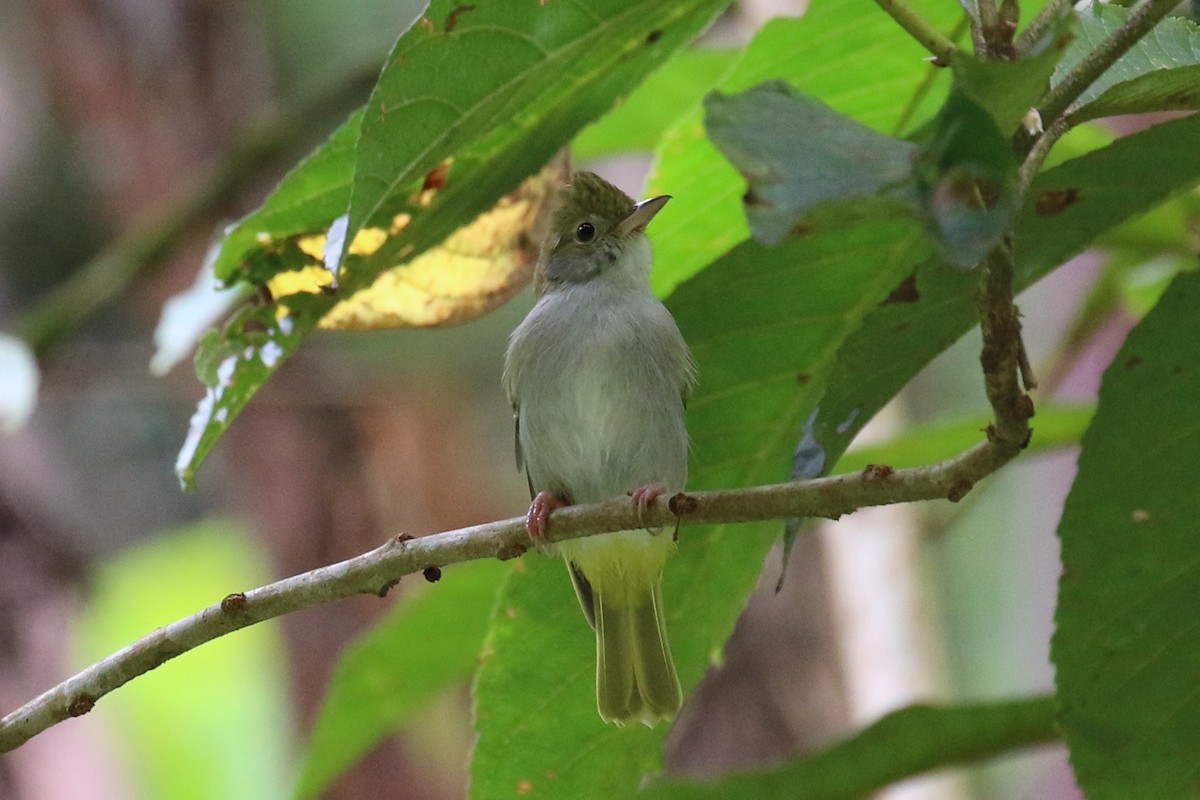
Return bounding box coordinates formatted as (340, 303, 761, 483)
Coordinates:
(527, 491, 567, 539)
(630, 483, 668, 528)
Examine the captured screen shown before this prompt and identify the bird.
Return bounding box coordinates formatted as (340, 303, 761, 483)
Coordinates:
(503, 170, 696, 726)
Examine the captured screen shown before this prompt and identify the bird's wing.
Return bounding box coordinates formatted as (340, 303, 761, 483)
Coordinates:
(514, 406, 535, 500)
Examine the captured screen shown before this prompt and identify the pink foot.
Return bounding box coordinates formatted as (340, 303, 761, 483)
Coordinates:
(630, 483, 668, 526)
(527, 491, 567, 539)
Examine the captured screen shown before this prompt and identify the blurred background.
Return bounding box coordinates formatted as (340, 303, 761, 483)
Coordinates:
(0, 0, 1123, 797)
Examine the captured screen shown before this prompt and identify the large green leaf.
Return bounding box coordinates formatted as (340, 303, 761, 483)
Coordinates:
(647, 0, 962, 296)
(645, 697, 1057, 800)
(1053, 270, 1200, 800)
(798, 112, 1200, 488)
(336, 0, 727, 272)
(294, 560, 507, 799)
(175, 0, 728, 487)
(470, 220, 931, 800)
(704, 82, 919, 246)
(1056, 4, 1200, 119)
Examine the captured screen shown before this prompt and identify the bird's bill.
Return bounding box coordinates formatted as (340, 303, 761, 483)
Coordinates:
(613, 195, 671, 237)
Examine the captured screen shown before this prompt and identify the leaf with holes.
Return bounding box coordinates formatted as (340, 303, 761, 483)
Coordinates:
(174, 0, 728, 487)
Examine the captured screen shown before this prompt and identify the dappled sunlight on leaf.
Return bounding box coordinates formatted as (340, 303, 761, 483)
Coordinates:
(320, 163, 561, 329)
(261, 161, 562, 330)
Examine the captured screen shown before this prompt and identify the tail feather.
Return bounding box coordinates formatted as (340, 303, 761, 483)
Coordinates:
(593, 581, 681, 726)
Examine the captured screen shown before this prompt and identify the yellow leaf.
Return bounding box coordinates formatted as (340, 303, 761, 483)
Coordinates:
(320, 156, 566, 330)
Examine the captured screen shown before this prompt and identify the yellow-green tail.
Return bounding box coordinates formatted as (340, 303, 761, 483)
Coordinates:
(574, 567, 681, 726)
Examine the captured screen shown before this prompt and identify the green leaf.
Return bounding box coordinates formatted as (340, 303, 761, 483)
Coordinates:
(646, 697, 1057, 800)
(470, 219, 932, 800)
(175, 0, 727, 487)
(336, 0, 728, 273)
(647, 0, 962, 296)
(1057, 5, 1200, 117)
(797, 112, 1200, 491)
(917, 44, 1073, 268)
(212, 109, 364, 285)
(295, 559, 507, 799)
(950, 47, 1066, 136)
(918, 84, 1017, 268)
(704, 82, 919, 245)
(833, 403, 1094, 474)
(176, 303, 312, 490)
(572, 47, 739, 160)
(1075, 64, 1200, 122)
(1053, 269, 1200, 800)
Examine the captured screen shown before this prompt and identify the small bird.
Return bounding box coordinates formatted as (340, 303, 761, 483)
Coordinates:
(503, 171, 696, 726)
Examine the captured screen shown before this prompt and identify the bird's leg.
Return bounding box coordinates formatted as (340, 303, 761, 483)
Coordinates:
(527, 491, 569, 540)
(630, 483, 668, 528)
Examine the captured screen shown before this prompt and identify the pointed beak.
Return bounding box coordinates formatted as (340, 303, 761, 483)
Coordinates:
(613, 194, 671, 238)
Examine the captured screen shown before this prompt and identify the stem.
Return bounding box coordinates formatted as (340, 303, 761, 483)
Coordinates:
(978, 241, 1035, 452)
(0, 437, 1021, 753)
(16, 65, 378, 355)
(891, 14, 973, 137)
(1015, 0, 1073, 53)
(1037, 0, 1182, 125)
(873, 0, 960, 64)
(1017, 113, 1071, 196)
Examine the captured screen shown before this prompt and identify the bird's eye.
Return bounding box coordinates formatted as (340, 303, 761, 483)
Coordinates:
(575, 222, 595, 243)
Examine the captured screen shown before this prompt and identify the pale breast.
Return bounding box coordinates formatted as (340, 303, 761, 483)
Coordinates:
(508, 286, 691, 504)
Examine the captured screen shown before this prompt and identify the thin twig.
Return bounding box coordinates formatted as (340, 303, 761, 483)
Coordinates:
(16, 65, 378, 355)
(1036, 0, 1182, 126)
(1015, 0, 1073, 54)
(890, 14, 973, 137)
(0, 436, 1020, 753)
(1016, 113, 1072, 203)
(872, 0, 960, 65)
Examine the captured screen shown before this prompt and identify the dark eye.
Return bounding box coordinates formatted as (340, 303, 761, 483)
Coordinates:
(575, 222, 595, 243)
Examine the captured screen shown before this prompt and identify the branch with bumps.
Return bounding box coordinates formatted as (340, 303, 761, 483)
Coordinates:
(1, 431, 1025, 752)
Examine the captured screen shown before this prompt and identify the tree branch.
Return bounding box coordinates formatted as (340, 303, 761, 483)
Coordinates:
(978, 240, 1037, 454)
(0, 437, 1021, 753)
(1015, 0, 1072, 54)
